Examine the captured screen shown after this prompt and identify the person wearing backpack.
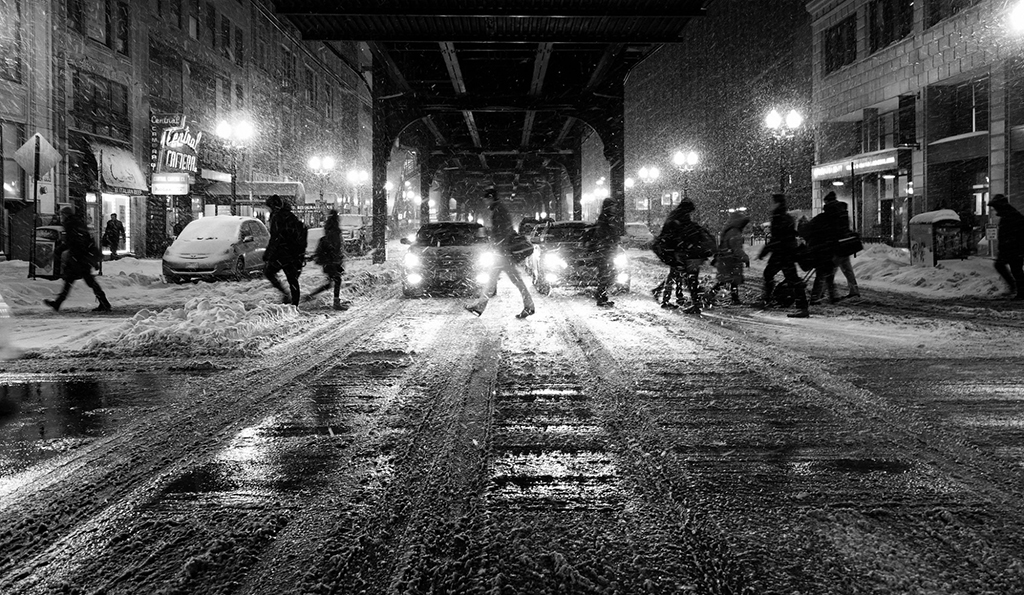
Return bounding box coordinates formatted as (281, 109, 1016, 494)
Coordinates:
(652, 199, 714, 314)
(588, 195, 624, 308)
(305, 210, 349, 311)
(465, 188, 535, 318)
(757, 193, 809, 318)
(263, 194, 306, 306)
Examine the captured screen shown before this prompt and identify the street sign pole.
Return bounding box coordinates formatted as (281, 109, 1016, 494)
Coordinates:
(29, 135, 39, 279)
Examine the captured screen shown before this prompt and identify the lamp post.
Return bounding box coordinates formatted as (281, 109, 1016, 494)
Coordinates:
(1012, 0, 1024, 30)
(765, 108, 803, 193)
(215, 119, 254, 216)
(637, 165, 660, 227)
(347, 169, 369, 213)
(308, 155, 335, 215)
(672, 150, 699, 200)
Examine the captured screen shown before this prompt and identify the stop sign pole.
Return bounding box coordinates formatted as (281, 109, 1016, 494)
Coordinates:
(14, 134, 62, 279)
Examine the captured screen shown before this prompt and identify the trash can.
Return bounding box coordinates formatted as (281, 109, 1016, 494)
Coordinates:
(909, 209, 971, 267)
(33, 225, 64, 279)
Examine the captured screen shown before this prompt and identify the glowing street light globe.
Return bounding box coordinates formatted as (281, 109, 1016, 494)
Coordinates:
(765, 109, 783, 130)
(785, 109, 804, 130)
(1012, 0, 1024, 31)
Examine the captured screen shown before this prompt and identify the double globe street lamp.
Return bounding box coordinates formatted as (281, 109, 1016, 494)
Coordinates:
(308, 155, 336, 212)
(215, 119, 255, 216)
(637, 165, 660, 227)
(672, 150, 699, 200)
(765, 108, 803, 193)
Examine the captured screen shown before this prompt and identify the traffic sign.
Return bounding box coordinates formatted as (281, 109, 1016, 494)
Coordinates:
(14, 134, 62, 178)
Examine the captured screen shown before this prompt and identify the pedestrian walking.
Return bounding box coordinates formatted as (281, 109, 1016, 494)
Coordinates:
(103, 213, 126, 260)
(800, 209, 839, 305)
(651, 199, 715, 313)
(589, 195, 623, 308)
(44, 206, 111, 313)
(305, 210, 349, 311)
(711, 210, 751, 305)
(263, 194, 306, 306)
(757, 193, 810, 318)
(823, 191, 860, 298)
(465, 188, 536, 318)
(988, 194, 1024, 299)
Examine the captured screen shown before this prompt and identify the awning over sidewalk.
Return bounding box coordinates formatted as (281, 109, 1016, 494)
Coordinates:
(90, 142, 149, 195)
(203, 180, 306, 204)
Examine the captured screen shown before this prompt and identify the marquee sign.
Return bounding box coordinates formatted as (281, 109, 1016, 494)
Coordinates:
(151, 113, 203, 175)
(811, 148, 907, 181)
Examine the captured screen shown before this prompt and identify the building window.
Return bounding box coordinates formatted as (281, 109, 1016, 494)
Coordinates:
(235, 26, 244, 67)
(115, 3, 130, 56)
(167, 0, 182, 29)
(282, 47, 295, 92)
(235, 83, 244, 110)
(70, 69, 131, 141)
(188, 0, 199, 39)
(305, 68, 316, 106)
(148, 42, 183, 107)
(325, 85, 334, 119)
(83, 0, 112, 47)
(868, 0, 913, 53)
(221, 16, 232, 59)
(205, 2, 216, 49)
(927, 0, 981, 28)
(190, 63, 216, 121)
(0, 0, 22, 83)
(824, 16, 857, 74)
(2, 121, 26, 202)
(219, 77, 231, 116)
(928, 77, 989, 140)
(69, 0, 84, 33)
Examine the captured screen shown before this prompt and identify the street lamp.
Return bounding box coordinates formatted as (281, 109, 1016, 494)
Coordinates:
(216, 119, 254, 216)
(637, 165, 660, 227)
(672, 150, 699, 199)
(1012, 0, 1024, 31)
(308, 155, 335, 211)
(765, 108, 803, 193)
(347, 169, 369, 213)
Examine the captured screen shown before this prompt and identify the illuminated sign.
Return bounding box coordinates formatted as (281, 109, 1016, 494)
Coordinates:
(812, 149, 905, 180)
(151, 113, 203, 175)
(152, 172, 190, 195)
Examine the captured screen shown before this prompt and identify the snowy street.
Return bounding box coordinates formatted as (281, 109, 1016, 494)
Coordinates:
(2, 244, 1024, 593)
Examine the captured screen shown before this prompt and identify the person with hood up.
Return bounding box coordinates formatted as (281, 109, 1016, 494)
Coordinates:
(652, 198, 714, 313)
(988, 194, 1024, 299)
(800, 208, 840, 305)
(757, 193, 809, 318)
(589, 195, 623, 308)
(44, 206, 111, 313)
(711, 210, 751, 305)
(305, 210, 349, 311)
(263, 194, 306, 306)
(465, 188, 535, 318)
(823, 191, 860, 298)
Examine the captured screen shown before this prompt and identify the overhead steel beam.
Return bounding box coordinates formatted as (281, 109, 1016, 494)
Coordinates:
(367, 42, 412, 93)
(584, 43, 625, 93)
(529, 42, 553, 96)
(521, 111, 536, 148)
(462, 111, 482, 147)
(439, 42, 467, 95)
(554, 117, 577, 146)
(275, 2, 706, 19)
(423, 116, 448, 145)
(298, 29, 693, 43)
(430, 147, 574, 156)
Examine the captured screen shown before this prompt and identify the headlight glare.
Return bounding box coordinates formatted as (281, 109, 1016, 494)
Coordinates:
(613, 254, 628, 268)
(404, 252, 421, 268)
(478, 251, 496, 267)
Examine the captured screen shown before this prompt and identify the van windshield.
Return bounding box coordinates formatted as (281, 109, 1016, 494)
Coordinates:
(178, 219, 239, 241)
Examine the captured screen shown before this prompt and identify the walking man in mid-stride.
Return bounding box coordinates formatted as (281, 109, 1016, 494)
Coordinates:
(988, 194, 1024, 300)
(44, 206, 111, 313)
(263, 194, 306, 306)
(757, 193, 810, 318)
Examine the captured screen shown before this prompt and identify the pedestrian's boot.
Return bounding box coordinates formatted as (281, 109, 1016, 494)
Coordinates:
(43, 298, 62, 312)
(464, 297, 487, 316)
(333, 298, 349, 311)
(787, 309, 810, 318)
(93, 292, 112, 313)
(730, 287, 742, 305)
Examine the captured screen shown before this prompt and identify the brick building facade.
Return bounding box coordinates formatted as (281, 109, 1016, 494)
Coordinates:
(1, 0, 370, 261)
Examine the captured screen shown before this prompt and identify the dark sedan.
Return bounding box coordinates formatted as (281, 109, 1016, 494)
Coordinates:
(400, 222, 497, 297)
(525, 221, 631, 296)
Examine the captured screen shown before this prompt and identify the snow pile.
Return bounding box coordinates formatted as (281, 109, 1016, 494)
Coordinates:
(86, 296, 305, 357)
(850, 243, 1002, 297)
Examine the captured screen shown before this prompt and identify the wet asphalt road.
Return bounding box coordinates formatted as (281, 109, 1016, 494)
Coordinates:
(1, 286, 1023, 594)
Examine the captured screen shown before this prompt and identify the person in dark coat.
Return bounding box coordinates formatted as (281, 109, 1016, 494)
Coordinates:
(44, 206, 111, 313)
(800, 210, 839, 304)
(103, 213, 126, 260)
(263, 194, 306, 306)
(304, 210, 349, 311)
(988, 194, 1024, 299)
(823, 191, 859, 298)
(653, 199, 713, 313)
(711, 210, 751, 305)
(465, 188, 535, 318)
(590, 195, 623, 308)
(757, 193, 809, 318)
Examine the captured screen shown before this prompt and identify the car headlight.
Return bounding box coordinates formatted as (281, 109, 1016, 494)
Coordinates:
(404, 252, 421, 268)
(475, 272, 491, 284)
(616, 272, 630, 285)
(406, 272, 423, 286)
(544, 253, 567, 270)
(478, 251, 497, 267)
(613, 254, 628, 269)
